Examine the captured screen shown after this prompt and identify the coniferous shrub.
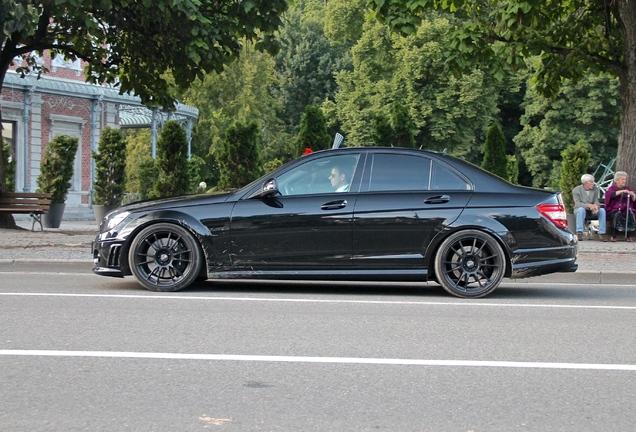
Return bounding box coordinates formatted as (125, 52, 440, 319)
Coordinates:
(217, 121, 263, 190)
(36, 135, 78, 203)
(481, 122, 509, 180)
(560, 141, 591, 214)
(92, 127, 127, 206)
(296, 105, 331, 155)
(151, 120, 190, 198)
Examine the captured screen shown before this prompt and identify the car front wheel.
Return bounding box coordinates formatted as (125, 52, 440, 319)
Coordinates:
(128, 223, 202, 292)
(434, 229, 505, 299)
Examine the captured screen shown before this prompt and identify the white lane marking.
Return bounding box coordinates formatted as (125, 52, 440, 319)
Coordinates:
(1, 350, 635, 371)
(1, 292, 636, 310)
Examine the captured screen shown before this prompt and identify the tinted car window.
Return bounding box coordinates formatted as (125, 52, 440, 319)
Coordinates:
(277, 154, 361, 196)
(431, 161, 470, 190)
(369, 154, 431, 192)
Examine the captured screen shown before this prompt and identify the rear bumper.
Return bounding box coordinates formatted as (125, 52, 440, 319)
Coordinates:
(510, 243, 578, 278)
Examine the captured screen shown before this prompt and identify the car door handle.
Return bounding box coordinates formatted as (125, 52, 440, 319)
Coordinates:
(424, 195, 450, 204)
(321, 200, 347, 210)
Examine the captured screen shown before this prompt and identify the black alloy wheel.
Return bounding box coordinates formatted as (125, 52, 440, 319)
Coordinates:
(434, 229, 505, 298)
(128, 223, 202, 292)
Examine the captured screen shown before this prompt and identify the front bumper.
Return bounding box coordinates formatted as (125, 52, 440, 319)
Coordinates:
(92, 238, 126, 277)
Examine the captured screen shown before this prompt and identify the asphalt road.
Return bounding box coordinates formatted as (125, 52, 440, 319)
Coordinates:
(2, 272, 636, 431)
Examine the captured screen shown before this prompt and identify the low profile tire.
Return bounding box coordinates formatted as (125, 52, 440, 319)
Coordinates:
(434, 229, 505, 299)
(128, 223, 203, 292)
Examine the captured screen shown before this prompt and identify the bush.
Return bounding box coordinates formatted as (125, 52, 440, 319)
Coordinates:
(36, 135, 78, 203)
(92, 127, 127, 206)
(560, 141, 591, 214)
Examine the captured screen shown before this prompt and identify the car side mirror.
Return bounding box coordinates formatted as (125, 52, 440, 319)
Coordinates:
(252, 178, 279, 198)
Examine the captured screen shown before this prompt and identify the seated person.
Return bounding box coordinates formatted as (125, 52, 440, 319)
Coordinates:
(330, 163, 352, 192)
(604, 170, 636, 242)
(572, 174, 606, 241)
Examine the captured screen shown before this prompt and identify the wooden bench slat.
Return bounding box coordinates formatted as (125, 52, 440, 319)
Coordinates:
(1, 192, 52, 198)
(0, 205, 48, 210)
(0, 199, 52, 205)
(0, 192, 53, 231)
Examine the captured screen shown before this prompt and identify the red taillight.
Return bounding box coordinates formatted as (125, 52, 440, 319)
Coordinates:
(536, 203, 568, 229)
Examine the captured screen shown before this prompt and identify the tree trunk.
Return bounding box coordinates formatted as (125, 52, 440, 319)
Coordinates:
(618, 0, 636, 181)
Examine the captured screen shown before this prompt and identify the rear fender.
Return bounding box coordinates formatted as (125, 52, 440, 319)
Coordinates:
(423, 211, 513, 278)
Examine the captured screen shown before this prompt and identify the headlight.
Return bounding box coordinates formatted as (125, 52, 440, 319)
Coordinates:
(105, 211, 130, 230)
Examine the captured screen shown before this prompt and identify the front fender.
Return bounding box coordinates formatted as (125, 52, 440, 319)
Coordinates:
(118, 210, 214, 276)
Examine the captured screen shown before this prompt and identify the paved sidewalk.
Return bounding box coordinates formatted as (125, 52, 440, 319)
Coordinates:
(0, 218, 635, 283)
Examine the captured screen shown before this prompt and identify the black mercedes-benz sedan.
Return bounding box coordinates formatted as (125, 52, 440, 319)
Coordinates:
(92, 147, 577, 298)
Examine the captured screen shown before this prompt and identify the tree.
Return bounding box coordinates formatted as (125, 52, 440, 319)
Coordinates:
(0, 0, 288, 227)
(514, 71, 619, 188)
(274, 0, 345, 132)
(368, 0, 636, 187)
(296, 105, 332, 155)
(182, 43, 292, 168)
(217, 122, 263, 190)
(481, 122, 508, 180)
(332, 17, 499, 159)
(151, 121, 190, 198)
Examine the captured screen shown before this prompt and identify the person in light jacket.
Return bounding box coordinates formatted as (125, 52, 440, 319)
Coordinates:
(572, 174, 606, 241)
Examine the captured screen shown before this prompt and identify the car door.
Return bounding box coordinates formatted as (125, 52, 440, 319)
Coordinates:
(229, 152, 364, 270)
(352, 152, 473, 269)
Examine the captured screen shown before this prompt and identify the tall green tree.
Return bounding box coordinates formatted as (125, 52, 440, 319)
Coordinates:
(296, 105, 332, 154)
(324, 0, 367, 50)
(183, 43, 291, 168)
(332, 17, 499, 160)
(481, 122, 508, 180)
(0, 0, 288, 228)
(514, 71, 619, 188)
(217, 122, 263, 190)
(151, 121, 190, 198)
(368, 0, 636, 186)
(274, 0, 345, 133)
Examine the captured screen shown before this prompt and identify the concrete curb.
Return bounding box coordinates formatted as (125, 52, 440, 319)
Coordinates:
(2, 259, 636, 285)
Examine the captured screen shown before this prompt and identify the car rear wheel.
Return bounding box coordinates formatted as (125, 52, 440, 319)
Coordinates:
(128, 223, 202, 292)
(434, 229, 505, 298)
